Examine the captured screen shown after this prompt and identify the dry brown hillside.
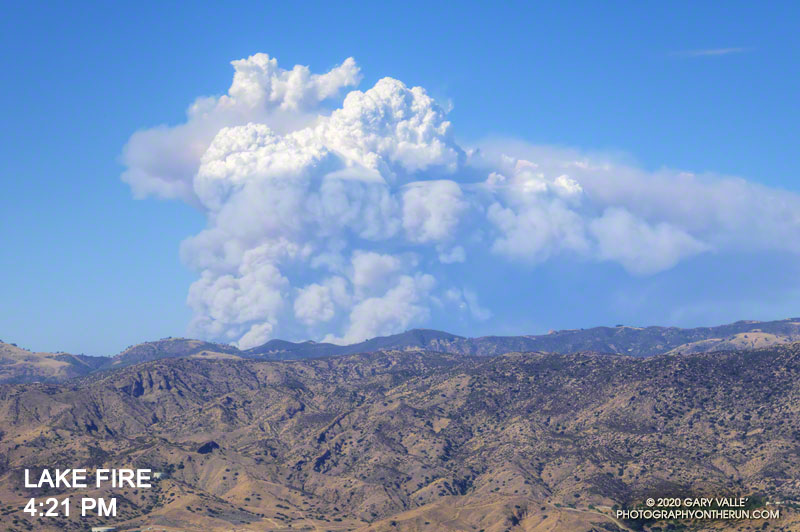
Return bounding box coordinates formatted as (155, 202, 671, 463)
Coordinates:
(0, 342, 104, 383)
(0, 345, 798, 531)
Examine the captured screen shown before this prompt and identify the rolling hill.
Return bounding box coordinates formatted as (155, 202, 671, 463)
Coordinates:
(0, 344, 799, 530)
(0, 342, 105, 383)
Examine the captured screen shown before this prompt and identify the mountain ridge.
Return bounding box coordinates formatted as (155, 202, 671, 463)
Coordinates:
(106, 317, 800, 369)
(5, 317, 800, 383)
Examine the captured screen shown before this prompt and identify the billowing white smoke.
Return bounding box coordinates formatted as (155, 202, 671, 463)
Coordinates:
(123, 53, 800, 348)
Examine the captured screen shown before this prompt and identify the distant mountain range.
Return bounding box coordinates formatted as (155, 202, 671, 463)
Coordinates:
(3, 317, 800, 383)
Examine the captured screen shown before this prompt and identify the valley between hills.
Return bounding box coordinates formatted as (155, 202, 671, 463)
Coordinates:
(1, 320, 800, 531)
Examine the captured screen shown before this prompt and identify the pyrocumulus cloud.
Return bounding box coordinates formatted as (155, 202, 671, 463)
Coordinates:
(122, 53, 800, 348)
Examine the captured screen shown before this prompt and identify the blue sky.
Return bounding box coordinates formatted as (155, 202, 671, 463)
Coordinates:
(1, 2, 799, 355)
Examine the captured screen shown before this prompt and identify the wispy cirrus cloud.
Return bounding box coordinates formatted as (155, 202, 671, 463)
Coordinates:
(670, 47, 751, 58)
